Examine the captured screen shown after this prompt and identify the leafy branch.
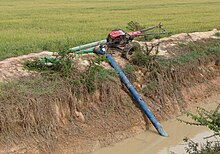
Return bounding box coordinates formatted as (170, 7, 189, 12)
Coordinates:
(178, 104, 220, 135)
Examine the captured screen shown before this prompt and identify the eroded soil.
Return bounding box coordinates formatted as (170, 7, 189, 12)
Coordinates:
(92, 95, 220, 154)
(0, 29, 220, 154)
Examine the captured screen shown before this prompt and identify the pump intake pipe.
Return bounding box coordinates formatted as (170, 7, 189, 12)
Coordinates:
(91, 46, 168, 137)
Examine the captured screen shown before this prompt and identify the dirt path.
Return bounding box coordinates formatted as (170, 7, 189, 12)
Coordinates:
(92, 95, 220, 154)
(0, 51, 53, 82)
(141, 29, 220, 57)
(0, 29, 219, 82)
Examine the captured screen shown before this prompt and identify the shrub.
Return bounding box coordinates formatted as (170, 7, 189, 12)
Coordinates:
(178, 104, 220, 154)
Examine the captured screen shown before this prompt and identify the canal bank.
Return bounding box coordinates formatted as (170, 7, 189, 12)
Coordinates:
(92, 95, 220, 154)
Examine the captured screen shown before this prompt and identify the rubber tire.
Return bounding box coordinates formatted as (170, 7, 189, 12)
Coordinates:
(122, 42, 141, 60)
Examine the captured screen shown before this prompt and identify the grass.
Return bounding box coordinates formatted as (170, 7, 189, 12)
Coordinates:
(0, 0, 220, 60)
(164, 39, 220, 66)
(131, 39, 220, 105)
(131, 39, 220, 68)
(0, 59, 118, 150)
(131, 39, 220, 70)
(24, 51, 117, 93)
(215, 32, 220, 37)
(0, 37, 220, 152)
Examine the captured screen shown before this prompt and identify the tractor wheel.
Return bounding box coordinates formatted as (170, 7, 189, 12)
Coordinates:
(122, 42, 141, 60)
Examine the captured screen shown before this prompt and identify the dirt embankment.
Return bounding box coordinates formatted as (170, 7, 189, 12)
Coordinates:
(0, 51, 53, 82)
(0, 29, 219, 82)
(0, 29, 219, 154)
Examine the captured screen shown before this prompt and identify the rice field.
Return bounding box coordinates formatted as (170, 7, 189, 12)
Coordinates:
(0, 0, 220, 60)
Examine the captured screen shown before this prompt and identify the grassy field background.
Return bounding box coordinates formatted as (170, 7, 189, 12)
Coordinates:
(0, 0, 219, 60)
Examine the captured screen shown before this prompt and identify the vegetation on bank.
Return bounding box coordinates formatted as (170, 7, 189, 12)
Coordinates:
(0, 35, 220, 151)
(177, 104, 220, 154)
(0, 0, 220, 60)
(0, 58, 118, 151)
(131, 39, 220, 68)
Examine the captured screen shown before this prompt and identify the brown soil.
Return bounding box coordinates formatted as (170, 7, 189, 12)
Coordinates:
(0, 30, 219, 154)
(143, 28, 220, 57)
(93, 95, 220, 154)
(0, 51, 53, 82)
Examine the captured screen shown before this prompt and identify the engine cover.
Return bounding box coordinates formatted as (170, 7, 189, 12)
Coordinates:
(106, 29, 133, 48)
(109, 30, 125, 39)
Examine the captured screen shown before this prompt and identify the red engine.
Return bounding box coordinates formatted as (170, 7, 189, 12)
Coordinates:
(106, 29, 141, 60)
(106, 29, 134, 49)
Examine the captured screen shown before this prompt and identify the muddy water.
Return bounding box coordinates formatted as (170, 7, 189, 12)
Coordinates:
(159, 131, 219, 154)
(92, 96, 220, 154)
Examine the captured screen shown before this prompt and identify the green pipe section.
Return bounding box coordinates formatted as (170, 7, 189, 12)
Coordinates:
(69, 40, 106, 52)
(76, 48, 95, 54)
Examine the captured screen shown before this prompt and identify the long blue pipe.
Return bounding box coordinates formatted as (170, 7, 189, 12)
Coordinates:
(97, 47, 168, 137)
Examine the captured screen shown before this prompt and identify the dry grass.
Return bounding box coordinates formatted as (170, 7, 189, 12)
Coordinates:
(0, 61, 128, 152)
(131, 39, 220, 115)
(0, 39, 220, 152)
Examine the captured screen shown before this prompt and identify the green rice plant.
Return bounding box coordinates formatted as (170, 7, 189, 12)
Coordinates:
(0, 0, 220, 60)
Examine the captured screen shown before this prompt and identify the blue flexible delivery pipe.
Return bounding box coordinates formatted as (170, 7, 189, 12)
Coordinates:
(97, 47, 168, 137)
